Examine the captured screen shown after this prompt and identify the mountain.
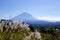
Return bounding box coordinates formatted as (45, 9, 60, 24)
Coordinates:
(11, 12, 60, 27)
(12, 12, 35, 21)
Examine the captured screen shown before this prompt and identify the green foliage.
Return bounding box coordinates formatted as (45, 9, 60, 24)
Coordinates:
(40, 27, 46, 33)
(0, 19, 60, 40)
(47, 26, 56, 35)
(10, 33, 23, 40)
(0, 31, 31, 40)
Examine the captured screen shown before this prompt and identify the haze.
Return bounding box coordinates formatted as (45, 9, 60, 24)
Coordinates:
(0, 0, 60, 21)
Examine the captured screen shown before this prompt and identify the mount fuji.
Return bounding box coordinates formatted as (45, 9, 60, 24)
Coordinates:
(12, 12, 36, 21)
(11, 12, 60, 27)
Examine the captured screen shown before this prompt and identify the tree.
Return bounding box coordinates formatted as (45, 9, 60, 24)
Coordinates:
(29, 25, 35, 32)
(40, 27, 46, 33)
(40, 27, 46, 40)
(47, 26, 56, 40)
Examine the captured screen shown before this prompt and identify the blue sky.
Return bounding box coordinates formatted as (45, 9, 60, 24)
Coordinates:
(0, 0, 60, 21)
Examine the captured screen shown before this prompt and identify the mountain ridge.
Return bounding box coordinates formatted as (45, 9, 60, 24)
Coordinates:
(11, 12, 60, 27)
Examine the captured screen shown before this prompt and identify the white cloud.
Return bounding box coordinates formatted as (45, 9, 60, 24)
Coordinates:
(37, 16, 60, 22)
